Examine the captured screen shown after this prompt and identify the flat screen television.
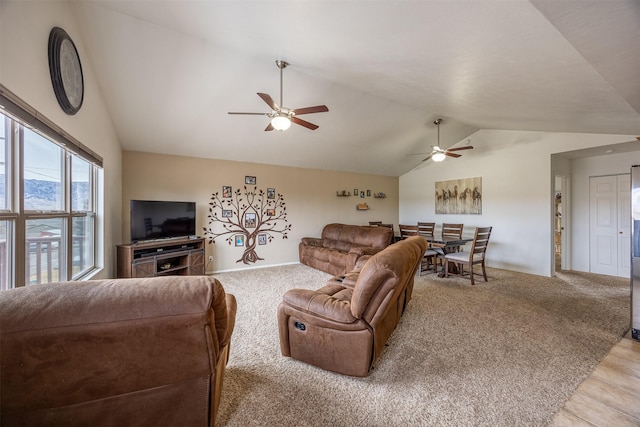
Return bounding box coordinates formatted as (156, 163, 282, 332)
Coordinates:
(130, 200, 196, 242)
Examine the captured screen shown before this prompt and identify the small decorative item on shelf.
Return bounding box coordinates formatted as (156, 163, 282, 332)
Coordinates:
(336, 190, 351, 197)
(356, 203, 369, 210)
(374, 192, 387, 199)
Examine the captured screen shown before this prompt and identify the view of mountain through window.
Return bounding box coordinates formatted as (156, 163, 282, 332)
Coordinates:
(0, 111, 100, 289)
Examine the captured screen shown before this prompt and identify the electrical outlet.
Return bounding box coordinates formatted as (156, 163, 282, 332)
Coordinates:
(208, 256, 213, 262)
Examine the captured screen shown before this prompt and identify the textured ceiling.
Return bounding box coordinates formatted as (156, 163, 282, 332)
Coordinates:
(70, 0, 640, 176)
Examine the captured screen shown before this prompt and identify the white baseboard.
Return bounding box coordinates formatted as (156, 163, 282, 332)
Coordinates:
(207, 261, 301, 275)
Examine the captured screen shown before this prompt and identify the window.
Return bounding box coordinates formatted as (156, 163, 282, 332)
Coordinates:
(1, 115, 8, 210)
(0, 99, 101, 289)
(0, 115, 13, 290)
(23, 129, 64, 211)
(0, 220, 10, 289)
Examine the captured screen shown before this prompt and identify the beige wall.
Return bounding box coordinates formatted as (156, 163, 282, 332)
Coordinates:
(123, 151, 399, 272)
(400, 129, 637, 277)
(1, 1, 123, 279)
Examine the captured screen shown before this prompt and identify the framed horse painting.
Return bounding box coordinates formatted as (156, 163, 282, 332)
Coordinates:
(435, 176, 482, 214)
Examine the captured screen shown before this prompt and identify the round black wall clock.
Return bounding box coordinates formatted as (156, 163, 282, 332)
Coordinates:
(48, 27, 84, 115)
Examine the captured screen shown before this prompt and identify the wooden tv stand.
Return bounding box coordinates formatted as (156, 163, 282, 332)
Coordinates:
(116, 238, 205, 278)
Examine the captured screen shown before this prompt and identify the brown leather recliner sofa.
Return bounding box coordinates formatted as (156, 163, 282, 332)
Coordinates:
(299, 223, 393, 276)
(279, 236, 427, 377)
(0, 275, 236, 426)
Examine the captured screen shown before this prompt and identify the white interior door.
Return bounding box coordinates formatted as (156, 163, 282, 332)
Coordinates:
(589, 174, 630, 277)
(590, 176, 618, 276)
(618, 174, 631, 277)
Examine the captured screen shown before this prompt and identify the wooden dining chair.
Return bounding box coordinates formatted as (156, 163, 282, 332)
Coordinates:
(398, 224, 419, 239)
(431, 223, 464, 267)
(444, 226, 492, 285)
(441, 223, 464, 239)
(417, 222, 435, 238)
(417, 222, 438, 275)
(441, 223, 465, 257)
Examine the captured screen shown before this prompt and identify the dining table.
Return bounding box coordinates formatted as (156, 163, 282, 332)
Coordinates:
(423, 234, 473, 277)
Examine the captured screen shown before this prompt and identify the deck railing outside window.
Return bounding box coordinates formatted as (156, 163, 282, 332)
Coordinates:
(0, 236, 86, 290)
(0, 240, 5, 291)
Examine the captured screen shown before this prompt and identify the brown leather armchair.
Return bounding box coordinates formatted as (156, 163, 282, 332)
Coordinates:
(0, 275, 236, 426)
(279, 236, 427, 377)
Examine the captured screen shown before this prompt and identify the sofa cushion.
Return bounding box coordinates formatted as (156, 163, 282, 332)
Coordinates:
(352, 225, 392, 249)
(321, 223, 346, 241)
(322, 237, 351, 252)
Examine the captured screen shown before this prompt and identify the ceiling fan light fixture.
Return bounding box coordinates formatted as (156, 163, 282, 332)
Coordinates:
(271, 114, 291, 131)
(431, 119, 446, 161)
(432, 152, 446, 162)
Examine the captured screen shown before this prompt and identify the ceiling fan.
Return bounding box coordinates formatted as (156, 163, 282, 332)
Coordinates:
(422, 119, 473, 162)
(228, 60, 329, 131)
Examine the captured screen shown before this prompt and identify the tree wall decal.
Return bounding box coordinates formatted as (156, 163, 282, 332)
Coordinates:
(203, 186, 291, 264)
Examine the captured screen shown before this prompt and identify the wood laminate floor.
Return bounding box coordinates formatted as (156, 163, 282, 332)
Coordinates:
(549, 336, 640, 426)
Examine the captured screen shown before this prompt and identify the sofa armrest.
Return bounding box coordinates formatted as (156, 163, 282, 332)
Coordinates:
(346, 246, 379, 273)
(301, 237, 323, 247)
(348, 245, 367, 256)
(213, 293, 236, 418)
(349, 245, 383, 257)
(355, 255, 372, 269)
(282, 286, 357, 323)
(221, 293, 237, 348)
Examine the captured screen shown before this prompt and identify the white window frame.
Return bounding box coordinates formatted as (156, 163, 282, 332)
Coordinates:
(0, 85, 102, 289)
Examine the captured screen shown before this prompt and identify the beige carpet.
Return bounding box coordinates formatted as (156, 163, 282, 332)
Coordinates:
(213, 264, 630, 427)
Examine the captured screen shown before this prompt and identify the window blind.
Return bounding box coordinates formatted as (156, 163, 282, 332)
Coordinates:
(0, 84, 103, 167)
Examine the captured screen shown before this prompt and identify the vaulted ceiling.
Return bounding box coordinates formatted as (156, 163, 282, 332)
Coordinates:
(70, 1, 640, 176)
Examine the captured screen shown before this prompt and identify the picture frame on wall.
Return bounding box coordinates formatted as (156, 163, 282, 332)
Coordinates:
(222, 209, 232, 218)
(245, 176, 256, 185)
(360, 191, 365, 198)
(267, 208, 275, 216)
(235, 234, 245, 247)
(366, 190, 371, 197)
(245, 212, 256, 228)
(435, 176, 482, 215)
(258, 234, 267, 245)
(354, 188, 358, 195)
(222, 186, 232, 198)
(267, 188, 275, 199)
